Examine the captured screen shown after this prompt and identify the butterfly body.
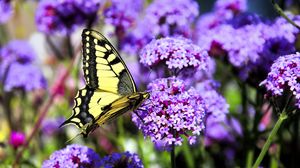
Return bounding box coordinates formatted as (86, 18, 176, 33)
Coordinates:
(61, 29, 149, 137)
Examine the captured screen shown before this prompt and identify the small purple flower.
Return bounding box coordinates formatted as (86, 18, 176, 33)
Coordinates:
(196, 80, 229, 122)
(104, 0, 144, 31)
(0, 40, 47, 92)
(260, 52, 300, 109)
(42, 144, 101, 168)
(9, 131, 26, 149)
(140, 37, 209, 76)
(35, 0, 101, 34)
(99, 151, 144, 168)
(132, 77, 206, 149)
(0, 0, 13, 24)
(41, 117, 65, 136)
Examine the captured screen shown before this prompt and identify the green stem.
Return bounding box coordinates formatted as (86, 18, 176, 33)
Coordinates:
(271, 0, 300, 30)
(183, 142, 194, 168)
(66, 34, 74, 58)
(117, 118, 125, 151)
(137, 133, 148, 168)
(171, 143, 176, 168)
(252, 111, 288, 168)
(246, 149, 254, 168)
(171, 128, 176, 168)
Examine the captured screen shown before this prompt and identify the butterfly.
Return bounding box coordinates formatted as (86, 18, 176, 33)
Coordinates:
(61, 29, 150, 137)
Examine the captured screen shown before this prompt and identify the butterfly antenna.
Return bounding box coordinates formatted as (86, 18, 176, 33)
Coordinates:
(133, 111, 145, 125)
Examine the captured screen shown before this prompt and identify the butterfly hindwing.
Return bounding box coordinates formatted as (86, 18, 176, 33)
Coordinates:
(82, 29, 136, 95)
(60, 86, 123, 134)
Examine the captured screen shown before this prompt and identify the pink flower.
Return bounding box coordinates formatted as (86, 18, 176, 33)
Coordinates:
(9, 131, 26, 149)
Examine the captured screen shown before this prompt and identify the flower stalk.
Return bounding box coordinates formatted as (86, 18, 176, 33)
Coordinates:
(252, 111, 288, 168)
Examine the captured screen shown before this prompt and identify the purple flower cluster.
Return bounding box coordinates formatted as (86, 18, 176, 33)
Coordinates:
(104, 0, 144, 31)
(0, 0, 13, 24)
(132, 77, 206, 148)
(121, 0, 199, 55)
(260, 53, 300, 109)
(35, 0, 101, 34)
(99, 151, 144, 168)
(0, 40, 46, 92)
(196, 80, 229, 122)
(140, 37, 210, 76)
(42, 144, 101, 168)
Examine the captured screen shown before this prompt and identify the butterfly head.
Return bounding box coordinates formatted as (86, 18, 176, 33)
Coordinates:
(142, 92, 150, 100)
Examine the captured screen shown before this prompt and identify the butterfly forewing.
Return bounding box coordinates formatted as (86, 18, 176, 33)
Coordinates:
(82, 29, 136, 95)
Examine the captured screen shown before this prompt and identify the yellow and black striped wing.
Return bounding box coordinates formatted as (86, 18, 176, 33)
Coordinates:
(60, 86, 123, 136)
(82, 29, 136, 95)
(61, 29, 149, 137)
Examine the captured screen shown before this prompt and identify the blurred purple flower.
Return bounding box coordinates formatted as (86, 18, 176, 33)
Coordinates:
(145, 0, 199, 37)
(196, 80, 229, 122)
(272, 14, 300, 43)
(245, 37, 295, 84)
(140, 37, 209, 77)
(204, 116, 242, 146)
(104, 0, 144, 33)
(4, 63, 47, 92)
(260, 52, 300, 109)
(195, 12, 224, 36)
(41, 117, 65, 136)
(42, 144, 101, 168)
(120, 21, 154, 55)
(0, 40, 47, 92)
(197, 15, 297, 84)
(132, 77, 206, 149)
(9, 131, 26, 149)
(99, 151, 144, 168)
(35, 0, 101, 34)
(121, 0, 199, 55)
(0, 0, 13, 24)
(214, 0, 247, 12)
(226, 12, 263, 28)
(0, 40, 35, 65)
